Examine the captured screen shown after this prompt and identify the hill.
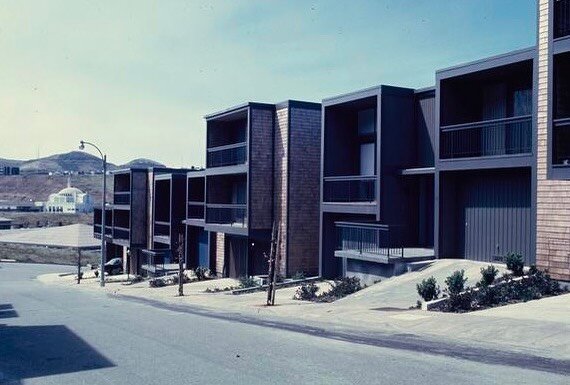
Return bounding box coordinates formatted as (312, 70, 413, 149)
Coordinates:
(120, 158, 165, 169)
(18, 151, 118, 174)
(0, 151, 166, 174)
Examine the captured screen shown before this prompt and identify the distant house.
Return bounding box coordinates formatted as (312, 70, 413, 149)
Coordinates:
(44, 182, 93, 214)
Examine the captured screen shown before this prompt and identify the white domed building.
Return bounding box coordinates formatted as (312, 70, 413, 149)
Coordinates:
(44, 183, 93, 214)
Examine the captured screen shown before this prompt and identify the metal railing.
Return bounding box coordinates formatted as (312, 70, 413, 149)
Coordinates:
(335, 222, 403, 258)
(187, 202, 205, 219)
(323, 175, 376, 203)
(553, 118, 570, 166)
(206, 204, 247, 227)
(207, 142, 247, 168)
(113, 226, 130, 240)
(440, 115, 532, 159)
(154, 221, 170, 237)
(555, 0, 570, 39)
(113, 192, 131, 205)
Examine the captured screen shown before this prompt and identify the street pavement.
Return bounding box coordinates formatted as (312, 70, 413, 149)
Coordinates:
(0, 263, 568, 384)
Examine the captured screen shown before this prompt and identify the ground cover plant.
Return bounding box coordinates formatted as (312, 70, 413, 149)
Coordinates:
(417, 255, 566, 313)
(293, 276, 363, 302)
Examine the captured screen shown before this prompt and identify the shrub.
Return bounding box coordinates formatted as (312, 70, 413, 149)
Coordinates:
(447, 289, 474, 312)
(291, 271, 306, 281)
(195, 266, 209, 281)
(293, 282, 319, 301)
(445, 270, 468, 296)
(238, 276, 258, 288)
(505, 253, 525, 276)
(149, 277, 166, 288)
(172, 273, 189, 285)
(317, 277, 362, 302)
(416, 276, 440, 301)
(479, 265, 499, 286)
(477, 285, 501, 307)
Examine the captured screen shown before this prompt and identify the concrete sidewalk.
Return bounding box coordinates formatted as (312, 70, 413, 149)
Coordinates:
(38, 260, 570, 361)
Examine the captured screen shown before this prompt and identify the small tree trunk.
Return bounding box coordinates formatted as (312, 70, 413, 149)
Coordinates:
(177, 232, 184, 297)
(77, 249, 82, 284)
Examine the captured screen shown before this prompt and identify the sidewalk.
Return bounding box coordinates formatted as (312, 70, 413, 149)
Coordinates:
(38, 260, 570, 361)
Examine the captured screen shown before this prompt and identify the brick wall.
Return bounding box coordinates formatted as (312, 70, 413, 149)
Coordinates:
(215, 232, 225, 276)
(536, 0, 570, 281)
(249, 107, 274, 230)
(274, 107, 289, 275)
(287, 106, 321, 276)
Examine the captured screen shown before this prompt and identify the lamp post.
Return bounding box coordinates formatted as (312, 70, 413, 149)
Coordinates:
(79, 140, 107, 287)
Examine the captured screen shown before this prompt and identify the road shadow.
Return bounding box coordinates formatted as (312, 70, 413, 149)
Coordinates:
(0, 324, 115, 383)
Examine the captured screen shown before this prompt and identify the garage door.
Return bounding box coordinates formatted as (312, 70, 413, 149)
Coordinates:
(460, 169, 533, 265)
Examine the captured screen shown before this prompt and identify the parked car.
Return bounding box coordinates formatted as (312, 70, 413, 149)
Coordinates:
(104, 258, 123, 275)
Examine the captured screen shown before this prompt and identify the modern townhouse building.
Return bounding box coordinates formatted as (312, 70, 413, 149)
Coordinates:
(536, 0, 570, 280)
(140, 169, 190, 275)
(183, 100, 321, 279)
(94, 167, 192, 275)
(94, 168, 149, 274)
(435, 48, 536, 267)
(320, 85, 436, 282)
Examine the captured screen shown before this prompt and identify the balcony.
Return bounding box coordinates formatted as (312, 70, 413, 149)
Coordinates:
(187, 202, 205, 220)
(207, 142, 247, 168)
(113, 192, 130, 205)
(335, 222, 403, 261)
(323, 176, 376, 203)
(555, 0, 570, 39)
(554, 118, 570, 166)
(113, 226, 130, 240)
(206, 204, 247, 227)
(440, 115, 532, 159)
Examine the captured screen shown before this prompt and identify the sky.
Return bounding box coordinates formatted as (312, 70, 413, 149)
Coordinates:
(1, 0, 537, 167)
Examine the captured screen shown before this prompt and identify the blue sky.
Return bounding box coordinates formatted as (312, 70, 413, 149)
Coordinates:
(1, 0, 537, 167)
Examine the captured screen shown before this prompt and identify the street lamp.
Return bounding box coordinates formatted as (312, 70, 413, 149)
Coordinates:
(79, 140, 107, 287)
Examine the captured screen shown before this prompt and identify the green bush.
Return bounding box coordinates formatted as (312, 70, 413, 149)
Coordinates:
(293, 282, 319, 301)
(479, 265, 499, 286)
(149, 277, 166, 288)
(505, 253, 525, 276)
(238, 276, 258, 288)
(291, 271, 306, 280)
(416, 276, 440, 301)
(317, 277, 362, 302)
(445, 270, 468, 296)
(195, 266, 209, 281)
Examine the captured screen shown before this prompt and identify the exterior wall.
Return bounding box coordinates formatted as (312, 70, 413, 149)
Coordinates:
(249, 107, 274, 230)
(287, 106, 321, 276)
(130, 170, 148, 246)
(536, 0, 570, 281)
(215, 232, 225, 276)
(274, 107, 289, 275)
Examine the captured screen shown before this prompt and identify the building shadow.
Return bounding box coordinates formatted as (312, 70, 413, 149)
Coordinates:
(0, 324, 115, 383)
(0, 304, 18, 319)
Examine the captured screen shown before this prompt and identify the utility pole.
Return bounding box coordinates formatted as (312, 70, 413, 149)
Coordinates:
(77, 249, 82, 284)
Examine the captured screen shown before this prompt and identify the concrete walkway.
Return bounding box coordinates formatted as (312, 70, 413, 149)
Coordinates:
(39, 259, 570, 361)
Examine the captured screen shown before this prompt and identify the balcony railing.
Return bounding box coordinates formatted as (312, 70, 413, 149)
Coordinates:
(554, 118, 570, 166)
(113, 226, 130, 240)
(207, 142, 247, 168)
(93, 224, 112, 237)
(154, 221, 170, 237)
(187, 202, 205, 219)
(206, 204, 247, 227)
(335, 222, 403, 259)
(555, 0, 570, 39)
(323, 176, 376, 203)
(440, 115, 532, 159)
(113, 192, 131, 205)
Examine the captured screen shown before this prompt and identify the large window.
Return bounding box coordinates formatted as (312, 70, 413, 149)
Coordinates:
(554, 0, 570, 39)
(553, 53, 570, 168)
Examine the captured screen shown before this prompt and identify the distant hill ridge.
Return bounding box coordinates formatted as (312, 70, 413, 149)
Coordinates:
(0, 151, 166, 173)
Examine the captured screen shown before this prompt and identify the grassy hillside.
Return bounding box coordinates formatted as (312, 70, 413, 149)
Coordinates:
(0, 174, 113, 205)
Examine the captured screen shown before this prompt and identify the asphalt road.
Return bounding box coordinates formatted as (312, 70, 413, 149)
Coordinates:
(0, 263, 567, 385)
